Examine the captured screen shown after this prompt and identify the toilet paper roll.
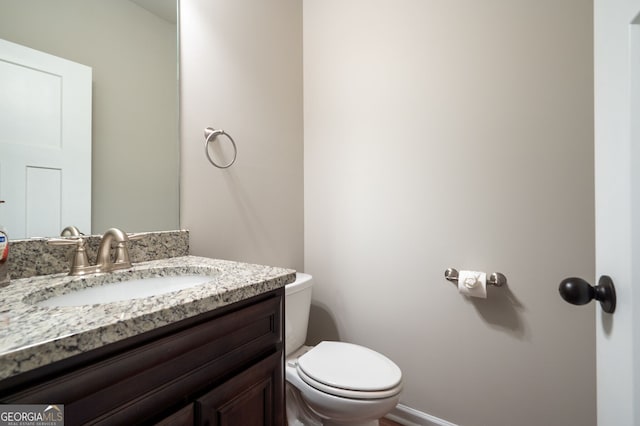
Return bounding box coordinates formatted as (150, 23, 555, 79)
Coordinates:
(457, 270, 487, 298)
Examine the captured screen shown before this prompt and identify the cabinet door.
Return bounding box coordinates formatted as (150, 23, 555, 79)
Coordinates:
(196, 351, 283, 426)
(154, 404, 194, 426)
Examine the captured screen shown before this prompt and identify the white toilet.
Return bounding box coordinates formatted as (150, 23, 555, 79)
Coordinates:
(285, 273, 403, 426)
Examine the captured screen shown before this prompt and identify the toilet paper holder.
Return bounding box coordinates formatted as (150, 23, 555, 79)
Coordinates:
(444, 268, 507, 287)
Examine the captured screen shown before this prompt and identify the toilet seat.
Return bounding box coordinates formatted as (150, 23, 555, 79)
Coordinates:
(296, 341, 402, 400)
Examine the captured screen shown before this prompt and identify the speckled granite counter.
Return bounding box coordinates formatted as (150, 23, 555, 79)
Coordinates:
(0, 255, 295, 381)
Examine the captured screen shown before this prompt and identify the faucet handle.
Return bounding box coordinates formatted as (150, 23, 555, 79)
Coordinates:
(47, 237, 94, 275)
(47, 237, 84, 249)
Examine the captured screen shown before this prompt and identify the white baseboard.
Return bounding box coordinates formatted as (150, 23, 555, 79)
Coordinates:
(385, 404, 458, 426)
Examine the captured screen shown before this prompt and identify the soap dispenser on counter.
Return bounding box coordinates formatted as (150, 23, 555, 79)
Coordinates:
(0, 200, 9, 287)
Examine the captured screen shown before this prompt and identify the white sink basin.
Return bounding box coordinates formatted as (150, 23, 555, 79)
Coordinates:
(37, 274, 216, 307)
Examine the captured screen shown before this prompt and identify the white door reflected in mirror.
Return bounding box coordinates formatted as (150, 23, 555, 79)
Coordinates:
(0, 38, 91, 238)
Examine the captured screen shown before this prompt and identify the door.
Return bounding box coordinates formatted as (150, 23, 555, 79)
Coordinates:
(0, 38, 91, 238)
(594, 0, 640, 424)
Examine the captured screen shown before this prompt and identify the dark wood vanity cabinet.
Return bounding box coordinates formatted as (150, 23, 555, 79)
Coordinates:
(0, 288, 285, 426)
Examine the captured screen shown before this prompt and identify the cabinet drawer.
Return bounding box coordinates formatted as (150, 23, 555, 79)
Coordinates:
(2, 291, 283, 425)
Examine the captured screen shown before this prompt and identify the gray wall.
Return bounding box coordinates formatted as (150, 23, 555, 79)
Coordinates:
(0, 0, 179, 235)
(179, 0, 594, 424)
(179, 0, 304, 271)
(303, 1, 595, 426)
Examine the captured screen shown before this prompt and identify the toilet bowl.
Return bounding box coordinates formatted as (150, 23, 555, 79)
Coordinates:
(285, 273, 402, 426)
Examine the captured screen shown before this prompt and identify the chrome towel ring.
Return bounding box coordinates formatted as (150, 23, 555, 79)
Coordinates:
(204, 127, 237, 169)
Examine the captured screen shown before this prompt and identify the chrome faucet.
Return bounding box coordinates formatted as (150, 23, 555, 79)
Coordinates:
(48, 228, 142, 276)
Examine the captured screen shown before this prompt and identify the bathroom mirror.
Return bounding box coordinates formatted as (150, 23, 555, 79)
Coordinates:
(0, 0, 179, 238)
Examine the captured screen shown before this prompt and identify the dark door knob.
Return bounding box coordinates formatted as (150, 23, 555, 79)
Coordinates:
(558, 275, 616, 314)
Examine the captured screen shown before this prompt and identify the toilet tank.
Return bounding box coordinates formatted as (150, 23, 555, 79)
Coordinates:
(285, 273, 313, 356)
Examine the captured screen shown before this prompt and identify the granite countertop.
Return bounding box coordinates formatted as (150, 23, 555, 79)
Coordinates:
(0, 255, 296, 381)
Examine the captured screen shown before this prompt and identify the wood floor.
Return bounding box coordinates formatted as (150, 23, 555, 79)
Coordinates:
(379, 418, 403, 426)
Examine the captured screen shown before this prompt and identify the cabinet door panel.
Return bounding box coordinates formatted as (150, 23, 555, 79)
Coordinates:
(154, 404, 194, 426)
(197, 351, 283, 426)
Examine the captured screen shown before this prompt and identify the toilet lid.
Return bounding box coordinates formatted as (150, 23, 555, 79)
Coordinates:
(296, 341, 402, 398)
